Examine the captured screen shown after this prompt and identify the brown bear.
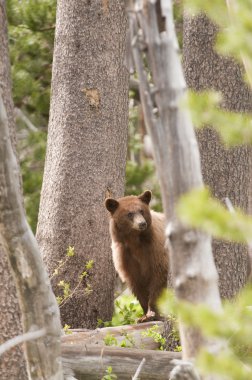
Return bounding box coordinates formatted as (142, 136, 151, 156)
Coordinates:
(105, 190, 169, 322)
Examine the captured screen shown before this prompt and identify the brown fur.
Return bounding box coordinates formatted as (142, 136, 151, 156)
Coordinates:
(105, 191, 169, 321)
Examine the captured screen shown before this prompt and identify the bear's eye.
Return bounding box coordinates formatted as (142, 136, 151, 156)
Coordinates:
(127, 212, 134, 219)
(139, 209, 144, 215)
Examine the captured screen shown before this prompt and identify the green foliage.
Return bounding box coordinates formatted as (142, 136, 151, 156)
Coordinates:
(53, 248, 94, 307)
(7, 0, 56, 232)
(178, 3, 252, 376)
(111, 295, 143, 326)
(126, 100, 162, 211)
(7, 0, 56, 120)
(183, 1, 252, 146)
(187, 91, 252, 145)
(126, 106, 156, 196)
(63, 324, 72, 335)
(8, 0, 162, 231)
(19, 130, 46, 232)
(85, 259, 94, 270)
(101, 366, 118, 380)
(159, 286, 252, 379)
(125, 160, 154, 194)
(175, 3, 252, 376)
(103, 333, 118, 347)
(186, 288, 252, 379)
(177, 187, 252, 243)
(126, 159, 162, 212)
(142, 324, 166, 351)
(184, 0, 229, 27)
(119, 332, 135, 348)
(58, 280, 70, 299)
(66, 246, 75, 257)
(103, 332, 135, 348)
(51, 246, 75, 279)
(164, 315, 182, 352)
(216, 3, 252, 64)
(184, 0, 252, 84)
(98, 294, 143, 327)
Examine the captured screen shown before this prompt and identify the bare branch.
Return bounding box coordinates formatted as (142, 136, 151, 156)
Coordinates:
(0, 328, 46, 357)
(14, 107, 38, 132)
(129, 11, 163, 172)
(224, 197, 235, 213)
(132, 357, 146, 380)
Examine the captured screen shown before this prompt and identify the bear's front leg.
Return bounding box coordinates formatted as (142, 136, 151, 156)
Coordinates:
(137, 307, 157, 323)
(140, 285, 164, 322)
(137, 296, 160, 323)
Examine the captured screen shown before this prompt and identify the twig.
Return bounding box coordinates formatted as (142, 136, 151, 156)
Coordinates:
(14, 107, 38, 132)
(132, 357, 146, 380)
(225, 197, 251, 246)
(59, 276, 88, 308)
(129, 10, 162, 168)
(224, 197, 235, 213)
(16, 24, 55, 32)
(50, 256, 71, 280)
(0, 328, 46, 356)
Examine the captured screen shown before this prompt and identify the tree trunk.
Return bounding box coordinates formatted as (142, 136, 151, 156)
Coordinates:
(0, 1, 28, 378)
(36, 0, 129, 329)
(183, 14, 252, 298)
(0, 91, 63, 379)
(129, 0, 222, 365)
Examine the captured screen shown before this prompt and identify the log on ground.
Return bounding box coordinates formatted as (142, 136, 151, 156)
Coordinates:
(62, 321, 164, 350)
(62, 344, 181, 380)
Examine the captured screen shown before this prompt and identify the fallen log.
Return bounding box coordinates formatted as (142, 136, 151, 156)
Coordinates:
(61, 322, 181, 379)
(62, 344, 181, 380)
(62, 321, 164, 350)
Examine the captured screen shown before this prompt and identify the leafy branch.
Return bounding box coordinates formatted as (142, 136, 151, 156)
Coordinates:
(178, 187, 252, 243)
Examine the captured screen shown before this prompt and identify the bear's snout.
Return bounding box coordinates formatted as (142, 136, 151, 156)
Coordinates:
(132, 213, 148, 231)
(139, 221, 147, 230)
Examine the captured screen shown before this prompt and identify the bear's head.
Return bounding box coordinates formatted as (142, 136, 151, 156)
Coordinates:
(105, 190, 152, 234)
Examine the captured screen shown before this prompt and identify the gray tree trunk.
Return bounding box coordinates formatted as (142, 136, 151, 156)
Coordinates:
(36, 0, 129, 329)
(0, 1, 28, 378)
(183, 14, 252, 298)
(129, 0, 222, 366)
(0, 90, 63, 379)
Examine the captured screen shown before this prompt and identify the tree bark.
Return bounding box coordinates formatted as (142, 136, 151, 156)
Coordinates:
(61, 344, 181, 380)
(183, 14, 252, 298)
(36, 0, 129, 329)
(129, 0, 222, 364)
(0, 92, 63, 379)
(0, 1, 28, 378)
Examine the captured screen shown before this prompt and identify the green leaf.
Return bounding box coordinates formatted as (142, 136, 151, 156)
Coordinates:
(186, 91, 252, 146)
(66, 246, 75, 257)
(177, 187, 252, 243)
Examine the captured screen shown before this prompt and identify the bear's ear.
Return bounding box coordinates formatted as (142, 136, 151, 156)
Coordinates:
(138, 190, 152, 205)
(105, 198, 119, 214)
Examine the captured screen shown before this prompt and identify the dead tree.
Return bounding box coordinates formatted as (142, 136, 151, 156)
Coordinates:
(0, 93, 63, 379)
(128, 0, 222, 368)
(0, 0, 28, 377)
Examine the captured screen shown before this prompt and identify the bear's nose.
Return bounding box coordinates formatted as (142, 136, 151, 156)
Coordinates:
(139, 221, 147, 230)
